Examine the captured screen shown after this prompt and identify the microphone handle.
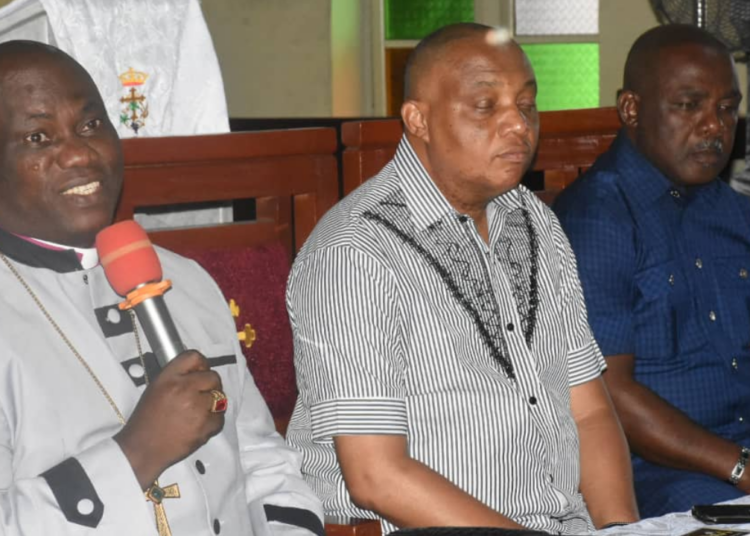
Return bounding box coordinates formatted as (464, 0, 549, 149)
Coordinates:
(133, 295, 186, 368)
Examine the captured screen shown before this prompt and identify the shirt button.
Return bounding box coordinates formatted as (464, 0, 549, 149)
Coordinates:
(195, 460, 206, 474)
(529, 396, 537, 405)
(709, 311, 717, 322)
(82, 274, 89, 284)
(741, 268, 748, 279)
(128, 363, 145, 379)
(668, 274, 675, 286)
(213, 519, 221, 534)
(670, 189, 681, 199)
(695, 258, 703, 269)
(733, 358, 739, 370)
(458, 215, 468, 223)
(77, 498, 94, 515)
(506, 323, 514, 331)
(740, 416, 745, 423)
(106, 308, 121, 324)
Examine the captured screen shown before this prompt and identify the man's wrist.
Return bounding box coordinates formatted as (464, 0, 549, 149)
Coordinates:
(728, 446, 750, 486)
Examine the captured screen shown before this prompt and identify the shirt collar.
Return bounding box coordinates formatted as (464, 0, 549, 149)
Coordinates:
(612, 130, 723, 209)
(26, 236, 99, 269)
(0, 226, 97, 273)
(394, 136, 457, 231)
(394, 135, 524, 230)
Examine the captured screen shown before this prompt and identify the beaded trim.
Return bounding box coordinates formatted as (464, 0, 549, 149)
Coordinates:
(364, 210, 517, 380)
(497, 201, 540, 347)
(362, 193, 541, 381)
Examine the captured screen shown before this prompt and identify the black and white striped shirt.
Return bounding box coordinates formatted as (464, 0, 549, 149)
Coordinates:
(286, 137, 606, 535)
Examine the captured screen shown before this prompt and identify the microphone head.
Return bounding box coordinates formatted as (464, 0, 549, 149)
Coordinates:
(95, 220, 162, 296)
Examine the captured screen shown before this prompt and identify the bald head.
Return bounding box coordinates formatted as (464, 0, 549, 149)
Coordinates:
(399, 21, 538, 214)
(0, 39, 67, 60)
(623, 24, 731, 93)
(404, 22, 511, 101)
(0, 40, 94, 89)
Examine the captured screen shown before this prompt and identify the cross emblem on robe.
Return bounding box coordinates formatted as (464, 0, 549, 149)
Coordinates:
(145, 481, 181, 536)
(120, 88, 146, 124)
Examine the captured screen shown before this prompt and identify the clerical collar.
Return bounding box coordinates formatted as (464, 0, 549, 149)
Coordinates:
(0, 226, 96, 273)
(23, 236, 99, 269)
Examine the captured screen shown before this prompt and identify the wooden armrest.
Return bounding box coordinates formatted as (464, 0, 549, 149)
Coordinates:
(325, 516, 382, 536)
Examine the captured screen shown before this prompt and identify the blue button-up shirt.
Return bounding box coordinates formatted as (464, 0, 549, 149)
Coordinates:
(554, 132, 750, 516)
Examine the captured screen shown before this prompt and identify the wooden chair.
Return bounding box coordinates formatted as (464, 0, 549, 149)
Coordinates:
(118, 128, 338, 432)
(531, 106, 621, 203)
(118, 128, 339, 258)
(341, 107, 623, 204)
(118, 128, 380, 536)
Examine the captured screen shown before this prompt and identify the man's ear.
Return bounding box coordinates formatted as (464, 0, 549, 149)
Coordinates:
(401, 100, 429, 143)
(617, 89, 639, 128)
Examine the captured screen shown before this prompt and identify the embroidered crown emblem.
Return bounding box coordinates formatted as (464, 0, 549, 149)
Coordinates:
(118, 67, 148, 87)
(118, 67, 149, 135)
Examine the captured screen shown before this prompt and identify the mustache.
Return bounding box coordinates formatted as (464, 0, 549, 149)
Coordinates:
(693, 139, 724, 153)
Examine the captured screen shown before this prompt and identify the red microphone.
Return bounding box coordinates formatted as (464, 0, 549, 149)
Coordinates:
(96, 220, 186, 368)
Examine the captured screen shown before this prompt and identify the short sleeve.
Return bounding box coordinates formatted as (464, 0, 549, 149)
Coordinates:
(552, 216, 607, 386)
(554, 192, 637, 358)
(286, 246, 407, 442)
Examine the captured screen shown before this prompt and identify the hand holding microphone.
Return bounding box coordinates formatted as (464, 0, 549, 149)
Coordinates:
(96, 220, 185, 367)
(96, 221, 227, 489)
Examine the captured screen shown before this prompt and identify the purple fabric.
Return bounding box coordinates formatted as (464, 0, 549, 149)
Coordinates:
(182, 244, 296, 421)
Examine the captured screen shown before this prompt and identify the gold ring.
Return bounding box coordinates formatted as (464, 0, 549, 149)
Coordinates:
(209, 389, 228, 413)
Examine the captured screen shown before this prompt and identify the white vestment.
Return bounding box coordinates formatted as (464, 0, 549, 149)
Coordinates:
(0, 231, 324, 536)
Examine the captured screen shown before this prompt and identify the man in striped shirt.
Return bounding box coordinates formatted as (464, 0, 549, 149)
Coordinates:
(286, 23, 639, 535)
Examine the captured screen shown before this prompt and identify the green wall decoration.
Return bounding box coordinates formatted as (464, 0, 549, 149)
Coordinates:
(385, 0, 474, 40)
(521, 43, 600, 111)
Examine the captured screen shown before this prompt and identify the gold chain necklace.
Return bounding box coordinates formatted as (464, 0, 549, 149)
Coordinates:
(0, 251, 179, 536)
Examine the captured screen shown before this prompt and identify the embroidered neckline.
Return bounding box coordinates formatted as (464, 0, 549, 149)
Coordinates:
(362, 192, 541, 381)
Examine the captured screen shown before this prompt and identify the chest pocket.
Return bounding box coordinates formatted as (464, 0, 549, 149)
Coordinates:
(715, 256, 750, 349)
(633, 260, 700, 361)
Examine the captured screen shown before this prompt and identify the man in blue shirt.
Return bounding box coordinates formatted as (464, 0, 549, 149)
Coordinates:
(554, 24, 750, 517)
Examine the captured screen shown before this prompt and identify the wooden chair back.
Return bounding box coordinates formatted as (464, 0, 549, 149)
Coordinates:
(341, 107, 623, 204)
(117, 128, 339, 435)
(118, 128, 339, 257)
